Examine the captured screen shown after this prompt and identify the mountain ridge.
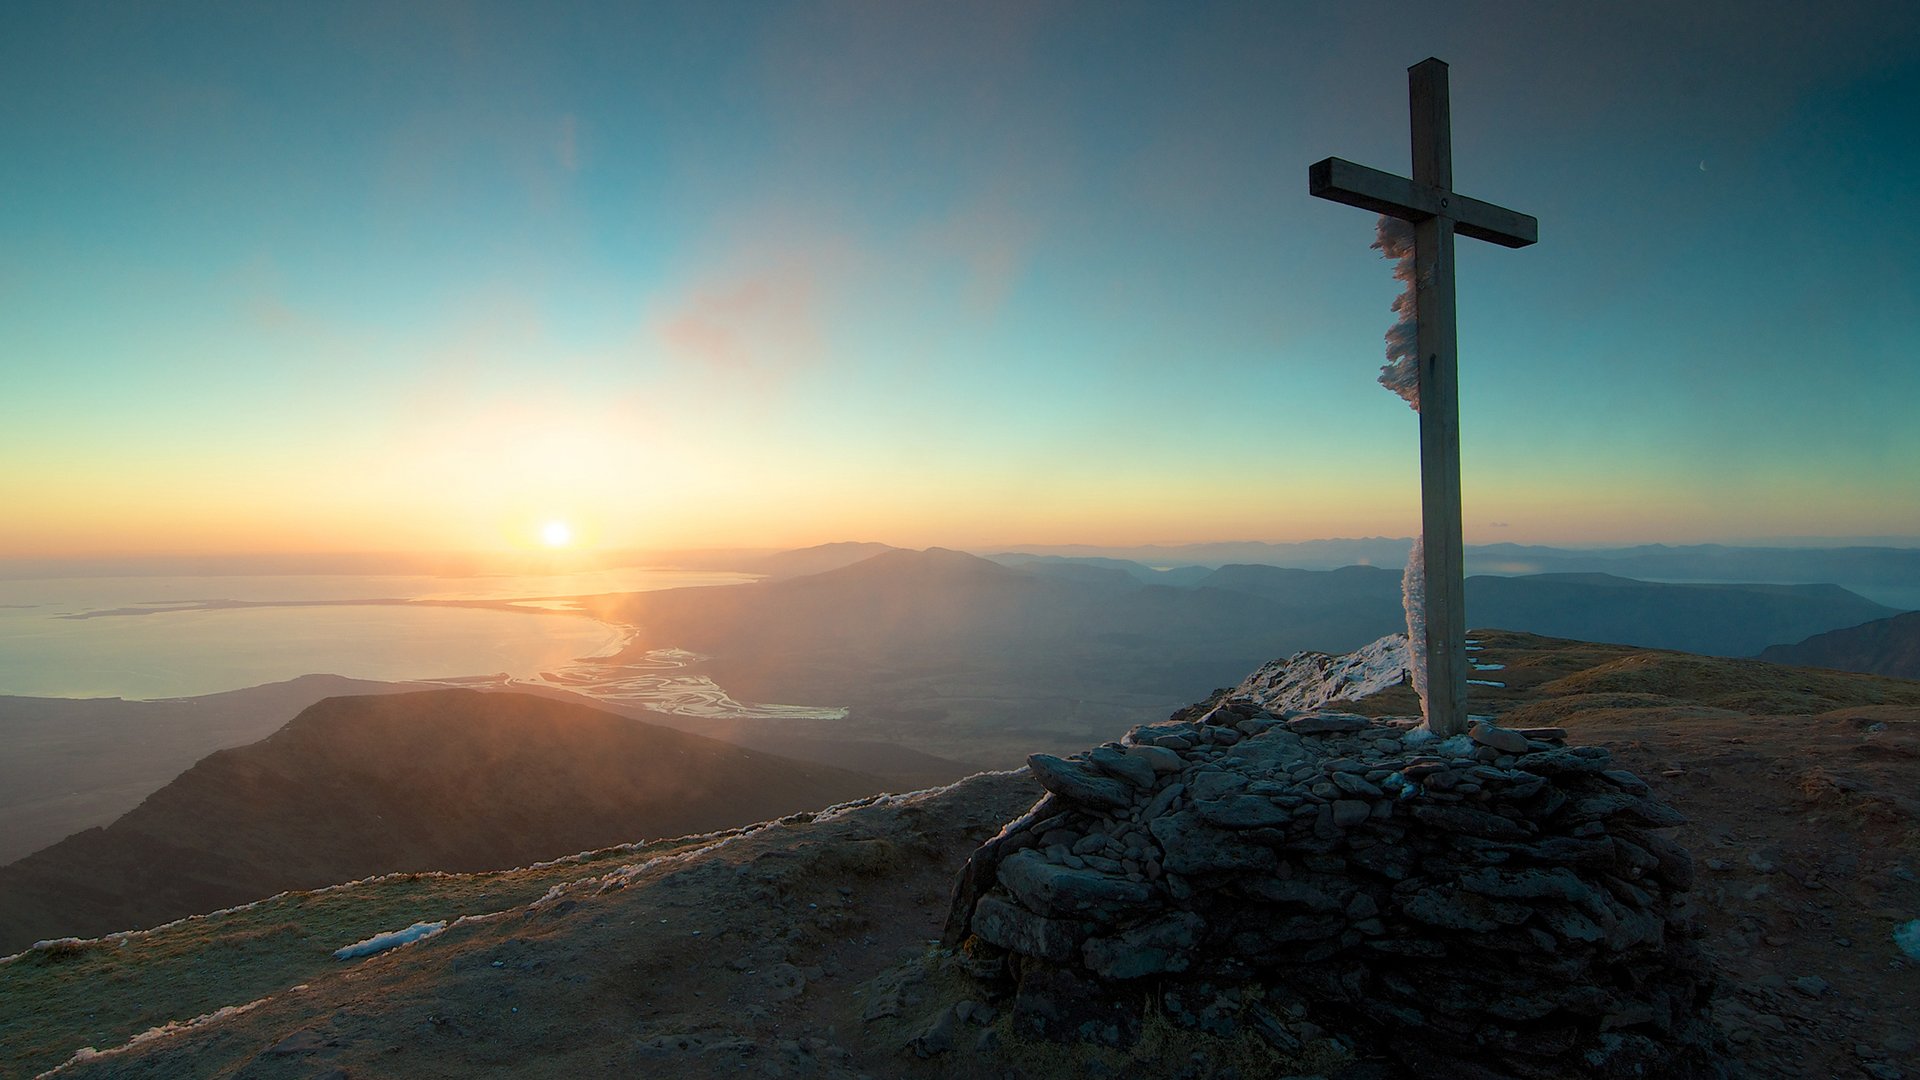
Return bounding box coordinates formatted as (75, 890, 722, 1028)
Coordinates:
(0, 689, 885, 952)
(1759, 609, 1920, 679)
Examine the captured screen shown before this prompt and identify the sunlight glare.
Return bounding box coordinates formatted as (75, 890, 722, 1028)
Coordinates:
(541, 520, 574, 548)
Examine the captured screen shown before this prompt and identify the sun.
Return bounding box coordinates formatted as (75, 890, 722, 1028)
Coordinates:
(540, 520, 574, 548)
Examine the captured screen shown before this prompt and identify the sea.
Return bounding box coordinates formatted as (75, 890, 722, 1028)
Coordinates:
(0, 568, 846, 719)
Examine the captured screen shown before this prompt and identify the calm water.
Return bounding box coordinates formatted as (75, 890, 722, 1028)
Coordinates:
(0, 568, 752, 701)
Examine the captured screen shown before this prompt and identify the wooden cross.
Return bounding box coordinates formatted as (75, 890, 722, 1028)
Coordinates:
(1309, 58, 1537, 736)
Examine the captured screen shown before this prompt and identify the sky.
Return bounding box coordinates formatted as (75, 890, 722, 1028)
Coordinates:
(2, 1, 1917, 559)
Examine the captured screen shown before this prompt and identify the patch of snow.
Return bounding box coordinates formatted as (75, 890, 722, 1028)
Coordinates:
(1896, 919, 1920, 960)
(1468, 679, 1507, 688)
(1436, 735, 1476, 757)
(1471, 661, 1505, 671)
(1232, 633, 1412, 715)
(333, 920, 447, 961)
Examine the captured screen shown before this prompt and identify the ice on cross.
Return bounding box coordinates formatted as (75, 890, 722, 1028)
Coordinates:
(1308, 58, 1536, 736)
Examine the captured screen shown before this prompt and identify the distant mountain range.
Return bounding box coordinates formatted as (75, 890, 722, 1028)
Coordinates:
(0, 690, 882, 952)
(1759, 610, 1920, 679)
(594, 547, 1898, 764)
(984, 539, 1920, 597)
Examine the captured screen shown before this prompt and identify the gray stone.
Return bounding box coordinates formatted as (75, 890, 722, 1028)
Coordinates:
(911, 1005, 959, 1057)
(1601, 768, 1651, 795)
(1519, 747, 1613, 775)
(1514, 835, 1617, 868)
(1347, 841, 1416, 880)
(1461, 867, 1602, 905)
(1401, 886, 1533, 932)
(1129, 721, 1199, 746)
(1331, 770, 1384, 798)
(971, 895, 1084, 962)
(1140, 782, 1184, 821)
(1569, 792, 1687, 828)
(996, 849, 1156, 920)
(1189, 771, 1248, 802)
(1409, 803, 1535, 840)
(1238, 877, 1343, 912)
(1229, 913, 1345, 953)
(1618, 827, 1695, 890)
(1469, 722, 1530, 754)
(1089, 745, 1157, 788)
(1221, 729, 1307, 768)
(1124, 744, 1184, 774)
(1195, 794, 1293, 829)
(1027, 754, 1135, 809)
(1331, 799, 1372, 827)
(1148, 811, 1278, 875)
(1287, 712, 1371, 734)
(1081, 912, 1205, 979)
(1536, 903, 1607, 943)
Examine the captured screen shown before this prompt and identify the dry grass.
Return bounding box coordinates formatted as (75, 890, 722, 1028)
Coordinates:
(0, 838, 698, 1077)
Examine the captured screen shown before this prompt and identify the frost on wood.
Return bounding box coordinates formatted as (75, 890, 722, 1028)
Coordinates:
(1401, 535, 1429, 725)
(1372, 214, 1419, 410)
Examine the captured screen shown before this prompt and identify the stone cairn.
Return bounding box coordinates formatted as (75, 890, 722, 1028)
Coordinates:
(943, 697, 1718, 1078)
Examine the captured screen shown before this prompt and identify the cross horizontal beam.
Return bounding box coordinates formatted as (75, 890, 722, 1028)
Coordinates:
(1309, 157, 1537, 249)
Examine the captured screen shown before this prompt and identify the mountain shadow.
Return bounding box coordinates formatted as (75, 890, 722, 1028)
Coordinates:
(0, 689, 884, 952)
(1758, 609, 1920, 679)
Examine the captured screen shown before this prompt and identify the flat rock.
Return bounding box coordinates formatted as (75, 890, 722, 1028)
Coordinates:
(1081, 912, 1205, 979)
(970, 895, 1085, 962)
(1331, 799, 1373, 827)
(1408, 803, 1536, 840)
(997, 849, 1155, 920)
(1124, 744, 1184, 774)
(1026, 754, 1135, 809)
(1089, 745, 1157, 788)
(1148, 811, 1278, 875)
(1518, 747, 1614, 775)
(1287, 712, 1371, 735)
(1469, 722, 1530, 754)
(1461, 866, 1600, 905)
(1194, 794, 1293, 829)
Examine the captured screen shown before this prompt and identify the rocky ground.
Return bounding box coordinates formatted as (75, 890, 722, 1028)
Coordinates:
(5, 630, 1916, 1080)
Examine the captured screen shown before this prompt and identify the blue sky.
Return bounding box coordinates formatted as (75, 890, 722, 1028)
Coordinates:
(2, 1, 1916, 556)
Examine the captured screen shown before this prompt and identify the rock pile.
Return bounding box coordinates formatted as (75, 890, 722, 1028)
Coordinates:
(943, 697, 1719, 1079)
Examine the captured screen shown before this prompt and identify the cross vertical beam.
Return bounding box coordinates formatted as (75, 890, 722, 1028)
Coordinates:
(1410, 60, 1468, 738)
(1308, 58, 1537, 736)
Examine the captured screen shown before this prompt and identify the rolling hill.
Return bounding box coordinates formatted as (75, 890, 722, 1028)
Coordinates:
(1759, 609, 1920, 679)
(0, 689, 884, 952)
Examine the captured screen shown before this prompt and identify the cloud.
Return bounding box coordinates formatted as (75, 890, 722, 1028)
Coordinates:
(645, 220, 861, 387)
(656, 265, 825, 377)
